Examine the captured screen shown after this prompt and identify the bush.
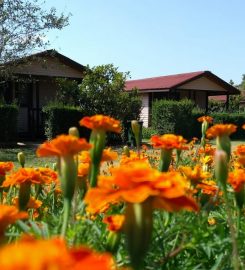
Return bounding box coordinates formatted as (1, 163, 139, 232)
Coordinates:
(43, 103, 126, 144)
(142, 126, 158, 139)
(151, 99, 195, 138)
(211, 112, 245, 140)
(190, 108, 205, 139)
(79, 65, 142, 125)
(208, 95, 244, 113)
(0, 104, 18, 142)
(43, 103, 89, 140)
(208, 99, 226, 113)
(55, 78, 80, 106)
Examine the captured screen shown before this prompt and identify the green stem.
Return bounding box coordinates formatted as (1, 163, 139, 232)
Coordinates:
(89, 162, 100, 187)
(125, 198, 153, 270)
(18, 182, 31, 211)
(223, 189, 240, 270)
(61, 198, 71, 238)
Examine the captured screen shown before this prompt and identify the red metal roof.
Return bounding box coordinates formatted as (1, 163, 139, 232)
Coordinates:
(125, 71, 206, 91)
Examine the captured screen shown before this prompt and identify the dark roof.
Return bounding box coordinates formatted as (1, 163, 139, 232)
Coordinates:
(125, 71, 240, 95)
(2, 49, 86, 73)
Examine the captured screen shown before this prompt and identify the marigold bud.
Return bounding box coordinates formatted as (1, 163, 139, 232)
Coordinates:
(123, 145, 130, 157)
(68, 127, 80, 138)
(217, 135, 231, 159)
(159, 149, 172, 172)
(131, 120, 141, 150)
(106, 231, 121, 253)
(59, 156, 77, 201)
(89, 130, 106, 187)
(215, 150, 228, 190)
(235, 189, 245, 210)
(17, 152, 25, 168)
(131, 120, 140, 138)
(202, 121, 209, 137)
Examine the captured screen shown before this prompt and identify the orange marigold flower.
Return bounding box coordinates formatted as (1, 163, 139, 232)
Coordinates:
(103, 215, 125, 232)
(0, 162, 14, 176)
(79, 151, 91, 163)
(198, 144, 216, 156)
(196, 180, 221, 196)
(36, 167, 58, 182)
(72, 248, 117, 270)
(0, 237, 117, 270)
(36, 134, 91, 157)
(238, 156, 245, 166)
(13, 197, 42, 209)
(0, 205, 28, 235)
(197, 115, 213, 123)
(242, 124, 245, 130)
(228, 169, 245, 192)
(85, 161, 198, 214)
(2, 168, 55, 187)
(120, 150, 148, 165)
(206, 124, 237, 138)
(151, 134, 187, 150)
(234, 145, 245, 166)
(179, 165, 211, 183)
(80, 115, 121, 133)
(235, 144, 245, 156)
(101, 148, 118, 162)
(78, 163, 90, 178)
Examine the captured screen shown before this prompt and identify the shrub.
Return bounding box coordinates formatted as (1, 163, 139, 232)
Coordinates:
(0, 104, 18, 142)
(55, 78, 80, 106)
(43, 103, 125, 144)
(43, 103, 89, 140)
(211, 112, 245, 140)
(190, 108, 205, 139)
(208, 99, 226, 113)
(151, 99, 194, 138)
(142, 126, 158, 139)
(208, 95, 244, 113)
(79, 65, 142, 125)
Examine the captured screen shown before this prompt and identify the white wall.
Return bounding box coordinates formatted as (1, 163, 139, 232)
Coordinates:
(140, 93, 149, 127)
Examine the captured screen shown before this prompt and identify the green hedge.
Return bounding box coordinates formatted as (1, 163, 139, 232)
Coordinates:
(152, 99, 195, 138)
(211, 113, 245, 140)
(151, 98, 245, 140)
(42, 104, 123, 144)
(43, 105, 90, 140)
(0, 104, 18, 142)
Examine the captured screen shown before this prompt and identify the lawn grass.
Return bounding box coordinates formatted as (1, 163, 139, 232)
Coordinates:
(0, 139, 244, 168)
(0, 145, 55, 168)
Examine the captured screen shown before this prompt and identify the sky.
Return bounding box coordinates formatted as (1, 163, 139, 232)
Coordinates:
(43, 0, 245, 84)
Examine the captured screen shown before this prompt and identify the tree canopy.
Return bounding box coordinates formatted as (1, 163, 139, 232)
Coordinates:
(79, 64, 142, 122)
(0, 0, 69, 65)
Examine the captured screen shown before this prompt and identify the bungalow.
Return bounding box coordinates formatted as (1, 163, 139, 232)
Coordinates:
(125, 71, 240, 127)
(0, 50, 85, 138)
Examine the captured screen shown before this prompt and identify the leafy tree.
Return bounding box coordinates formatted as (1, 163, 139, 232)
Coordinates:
(239, 74, 245, 90)
(0, 0, 69, 66)
(55, 78, 80, 106)
(79, 64, 142, 122)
